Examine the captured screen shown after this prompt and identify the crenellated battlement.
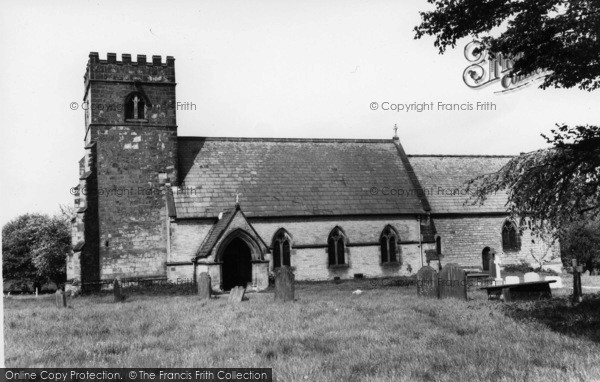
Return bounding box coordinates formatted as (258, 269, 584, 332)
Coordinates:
(85, 52, 176, 86)
(88, 52, 175, 67)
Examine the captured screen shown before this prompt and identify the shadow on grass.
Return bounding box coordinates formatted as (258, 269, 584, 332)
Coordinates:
(502, 293, 600, 343)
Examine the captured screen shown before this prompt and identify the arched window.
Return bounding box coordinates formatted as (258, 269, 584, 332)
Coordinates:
(125, 92, 148, 121)
(501, 220, 521, 251)
(436, 236, 442, 256)
(327, 227, 347, 266)
(380, 225, 399, 263)
(272, 229, 292, 268)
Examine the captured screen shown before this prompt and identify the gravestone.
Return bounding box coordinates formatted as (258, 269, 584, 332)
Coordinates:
(504, 276, 520, 285)
(487, 248, 498, 278)
(228, 286, 246, 303)
(274, 266, 295, 302)
(113, 279, 125, 302)
(523, 272, 540, 283)
(197, 272, 212, 300)
(425, 250, 442, 270)
(571, 259, 583, 303)
(544, 276, 563, 289)
(416, 266, 439, 298)
(55, 290, 67, 308)
(438, 263, 467, 300)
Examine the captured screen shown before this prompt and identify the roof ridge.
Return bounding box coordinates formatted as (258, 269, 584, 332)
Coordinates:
(407, 154, 515, 158)
(178, 136, 394, 143)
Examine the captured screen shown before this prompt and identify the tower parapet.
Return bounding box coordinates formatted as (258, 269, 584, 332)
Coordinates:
(84, 52, 175, 88)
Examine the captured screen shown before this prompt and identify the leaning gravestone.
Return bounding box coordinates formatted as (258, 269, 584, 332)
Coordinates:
(523, 272, 541, 283)
(504, 276, 520, 285)
(113, 279, 125, 302)
(55, 290, 67, 308)
(438, 263, 467, 300)
(416, 266, 439, 298)
(197, 272, 212, 300)
(274, 266, 295, 302)
(544, 275, 563, 289)
(488, 248, 498, 278)
(228, 286, 246, 303)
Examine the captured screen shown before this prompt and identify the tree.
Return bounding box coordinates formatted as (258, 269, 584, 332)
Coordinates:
(466, 124, 600, 234)
(415, 0, 600, 236)
(2, 213, 71, 290)
(414, 0, 600, 90)
(559, 218, 600, 274)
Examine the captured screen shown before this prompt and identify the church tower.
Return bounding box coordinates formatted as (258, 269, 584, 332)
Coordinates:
(68, 53, 178, 290)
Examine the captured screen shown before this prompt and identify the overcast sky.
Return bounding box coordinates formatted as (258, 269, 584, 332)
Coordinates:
(0, 0, 598, 226)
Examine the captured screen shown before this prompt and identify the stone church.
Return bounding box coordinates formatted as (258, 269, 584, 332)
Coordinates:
(67, 53, 559, 292)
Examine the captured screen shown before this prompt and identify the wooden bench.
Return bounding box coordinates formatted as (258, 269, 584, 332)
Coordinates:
(480, 280, 556, 301)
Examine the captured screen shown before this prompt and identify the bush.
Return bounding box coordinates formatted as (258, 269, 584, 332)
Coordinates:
(503, 261, 535, 274)
(560, 219, 600, 275)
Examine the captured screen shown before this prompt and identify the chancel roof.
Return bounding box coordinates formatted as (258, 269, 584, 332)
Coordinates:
(407, 155, 513, 214)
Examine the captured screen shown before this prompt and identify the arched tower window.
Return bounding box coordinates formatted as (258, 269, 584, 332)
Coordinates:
(125, 92, 148, 121)
(380, 225, 399, 263)
(501, 220, 521, 251)
(272, 229, 292, 268)
(436, 236, 442, 256)
(327, 227, 347, 266)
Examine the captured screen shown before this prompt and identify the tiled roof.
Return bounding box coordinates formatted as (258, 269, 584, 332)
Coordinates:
(73, 240, 85, 251)
(195, 208, 236, 258)
(194, 205, 269, 259)
(407, 155, 513, 214)
(174, 137, 428, 218)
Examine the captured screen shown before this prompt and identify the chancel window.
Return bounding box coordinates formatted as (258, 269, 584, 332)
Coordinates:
(380, 225, 399, 263)
(125, 92, 148, 121)
(327, 227, 347, 266)
(501, 220, 521, 251)
(272, 229, 292, 268)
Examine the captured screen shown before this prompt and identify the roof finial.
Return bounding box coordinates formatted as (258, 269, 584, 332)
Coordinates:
(234, 192, 242, 206)
(393, 124, 399, 140)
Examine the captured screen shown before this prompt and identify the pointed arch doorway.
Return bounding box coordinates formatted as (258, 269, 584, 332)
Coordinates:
(221, 237, 252, 291)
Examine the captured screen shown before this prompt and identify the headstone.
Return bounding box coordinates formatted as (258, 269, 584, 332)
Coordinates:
(438, 263, 467, 300)
(523, 272, 540, 283)
(493, 253, 503, 285)
(572, 259, 583, 303)
(228, 286, 246, 303)
(55, 290, 67, 308)
(197, 272, 212, 300)
(544, 276, 563, 289)
(113, 279, 124, 302)
(274, 266, 295, 302)
(486, 248, 497, 276)
(504, 276, 520, 285)
(416, 266, 439, 298)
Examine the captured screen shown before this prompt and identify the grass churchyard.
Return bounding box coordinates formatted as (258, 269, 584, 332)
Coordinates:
(4, 279, 600, 381)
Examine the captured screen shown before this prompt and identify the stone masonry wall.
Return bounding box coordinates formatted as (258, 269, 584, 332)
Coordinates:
(167, 215, 429, 283)
(434, 216, 560, 268)
(168, 220, 214, 263)
(84, 53, 178, 280)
